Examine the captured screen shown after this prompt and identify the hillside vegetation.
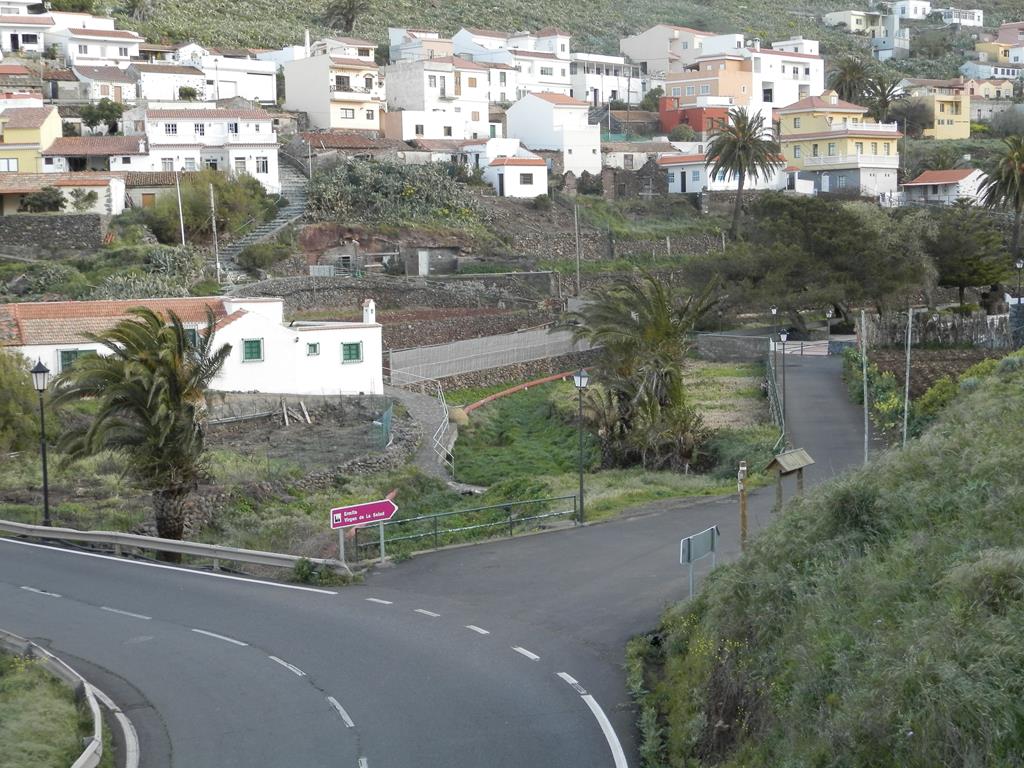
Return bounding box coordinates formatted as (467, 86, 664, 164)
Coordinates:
(630, 353, 1024, 767)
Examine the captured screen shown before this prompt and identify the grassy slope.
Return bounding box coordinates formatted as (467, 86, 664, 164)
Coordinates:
(633, 353, 1024, 767)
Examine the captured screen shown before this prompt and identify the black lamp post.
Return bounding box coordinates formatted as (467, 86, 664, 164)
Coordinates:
(825, 307, 834, 348)
(1016, 258, 1023, 306)
(770, 304, 778, 370)
(573, 368, 589, 525)
(30, 360, 51, 527)
(779, 330, 788, 426)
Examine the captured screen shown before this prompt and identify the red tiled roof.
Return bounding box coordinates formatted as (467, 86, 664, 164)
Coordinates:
(65, 27, 142, 40)
(130, 63, 204, 75)
(328, 56, 378, 68)
(779, 94, 867, 113)
(0, 298, 228, 346)
(145, 108, 271, 119)
(903, 77, 965, 89)
(490, 156, 546, 166)
(74, 65, 136, 83)
(535, 27, 571, 36)
(661, 24, 713, 35)
(43, 135, 146, 157)
(531, 91, 588, 106)
(43, 68, 79, 82)
(465, 27, 507, 39)
(0, 64, 33, 75)
(410, 138, 478, 151)
(0, 172, 117, 194)
(428, 55, 488, 71)
(329, 36, 377, 47)
(511, 49, 560, 59)
(0, 106, 57, 129)
(121, 170, 200, 187)
(301, 131, 407, 150)
(903, 169, 977, 185)
(656, 153, 705, 166)
(781, 127, 902, 139)
(753, 48, 821, 60)
(0, 14, 52, 25)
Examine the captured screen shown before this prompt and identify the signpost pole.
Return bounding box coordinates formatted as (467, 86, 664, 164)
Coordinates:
(738, 461, 748, 552)
(378, 521, 386, 563)
(338, 528, 346, 570)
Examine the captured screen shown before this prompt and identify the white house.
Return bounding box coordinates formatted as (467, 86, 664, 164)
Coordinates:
(72, 65, 138, 104)
(41, 134, 149, 173)
(901, 168, 987, 205)
(0, 13, 50, 54)
(282, 46, 385, 130)
(939, 7, 983, 25)
(125, 108, 280, 192)
(0, 297, 384, 396)
(388, 27, 454, 62)
(961, 61, 1024, 80)
(382, 56, 497, 140)
(172, 43, 277, 103)
(48, 23, 143, 67)
(602, 139, 678, 169)
(505, 92, 600, 175)
(453, 27, 571, 98)
(657, 153, 792, 194)
(383, 110, 466, 141)
(619, 24, 715, 75)
(892, 0, 932, 18)
(129, 62, 206, 102)
(481, 155, 548, 197)
(255, 44, 309, 68)
(0, 171, 125, 215)
(570, 52, 659, 107)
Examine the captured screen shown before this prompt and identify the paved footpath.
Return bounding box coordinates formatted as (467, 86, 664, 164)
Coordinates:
(369, 355, 877, 759)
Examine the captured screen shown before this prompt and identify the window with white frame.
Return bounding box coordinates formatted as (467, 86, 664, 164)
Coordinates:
(242, 338, 264, 362)
(520, 173, 533, 184)
(365, 109, 374, 120)
(256, 156, 268, 173)
(161, 158, 173, 171)
(119, 46, 128, 57)
(307, 343, 320, 356)
(339, 108, 355, 118)
(341, 342, 362, 363)
(691, 170, 700, 182)
(414, 124, 424, 136)
(699, 84, 711, 95)
(685, 85, 695, 96)
(234, 157, 246, 173)
(793, 117, 801, 128)
(0, 158, 19, 172)
(184, 158, 196, 170)
(77, 44, 88, 54)
(428, 75, 437, 87)
(165, 123, 177, 135)
(827, 142, 836, 156)
(228, 122, 238, 134)
(194, 123, 204, 136)
(668, 172, 675, 183)
(540, 67, 553, 76)
(837, 176, 848, 188)
(793, 146, 801, 158)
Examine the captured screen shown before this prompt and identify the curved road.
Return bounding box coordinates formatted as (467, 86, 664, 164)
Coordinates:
(0, 356, 866, 767)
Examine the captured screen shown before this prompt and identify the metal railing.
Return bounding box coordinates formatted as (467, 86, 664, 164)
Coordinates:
(352, 496, 578, 561)
(386, 368, 455, 474)
(766, 343, 786, 452)
(0, 520, 342, 572)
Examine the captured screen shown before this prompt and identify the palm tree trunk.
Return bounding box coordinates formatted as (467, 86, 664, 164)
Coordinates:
(730, 170, 746, 240)
(153, 487, 191, 561)
(1012, 207, 1023, 261)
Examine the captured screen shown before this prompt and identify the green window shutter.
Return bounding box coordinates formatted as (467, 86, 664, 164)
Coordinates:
(242, 339, 263, 361)
(307, 343, 320, 356)
(342, 342, 362, 363)
(59, 349, 80, 371)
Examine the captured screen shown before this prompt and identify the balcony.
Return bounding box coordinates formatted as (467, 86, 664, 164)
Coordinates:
(827, 121, 900, 133)
(804, 153, 899, 168)
(330, 85, 380, 100)
(437, 90, 457, 101)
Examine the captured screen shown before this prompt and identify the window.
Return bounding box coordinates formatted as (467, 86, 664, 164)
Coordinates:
(443, 126, 453, 136)
(256, 156, 268, 173)
(560, 43, 566, 52)
(414, 124, 424, 136)
(837, 176, 848, 188)
(793, 145, 802, 158)
(685, 85, 695, 96)
(428, 75, 437, 87)
(930, 184, 939, 195)
(624, 154, 636, 170)
(164, 123, 177, 135)
(0, 158, 19, 172)
(358, 47, 371, 57)
(884, 142, 891, 155)
(307, 343, 320, 356)
(77, 44, 88, 54)
(342, 342, 362, 363)
(699, 84, 711, 95)
(228, 122, 238, 134)
(194, 123, 205, 136)
(336, 74, 351, 91)
(812, 144, 819, 157)
(827, 142, 836, 156)
(855, 142, 863, 154)
(540, 67, 553, 76)
(668, 172, 675, 183)
(44, 157, 55, 166)
(468, 76, 477, 87)
(671, 87, 681, 97)
(118, 46, 128, 57)
(242, 339, 264, 362)
(716, 170, 726, 182)
(365, 76, 373, 90)
(184, 329, 198, 345)
(520, 173, 534, 184)
(59, 349, 85, 371)
(471, 111, 480, 121)
(500, 72, 506, 85)
(22, 33, 37, 44)
(793, 117, 801, 128)
(339, 108, 355, 119)
(100, 84, 110, 96)
(254, 124, 261, 132)
(161, 158, 174, 171)
(871, 142, 878, 154)
(184, 158, 196, 170)
(234, 157, 246, 173)
(691, 170, 700, 182)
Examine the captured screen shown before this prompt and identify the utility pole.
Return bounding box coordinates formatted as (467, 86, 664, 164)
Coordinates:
(861, 309, 870, 466)
(574, 204, 581, 297)
(209, 183, 221, 283)
(738, 461, 748, 551)
(902, 306, 914, 447)
(175, 170, 186, 245)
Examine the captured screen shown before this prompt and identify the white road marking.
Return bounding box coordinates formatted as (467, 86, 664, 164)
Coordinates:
(414, 608, 440, 617)
(365, 597, 392, 605)
(0, 539, 338, 595)
(358, 759, 369, 768)
(327, 696, 355, 727)
(466, 625, 490, 635)
(557, 672, 588, 696)
(20, 585, 61, 597)
(100, 606, 152, 621)
(268, 655, 306, 677)
(582, 694, 629, 768)
(191, 628, 248, 647)
(91, 685, 140, 768)
(512, 646, 540, 661)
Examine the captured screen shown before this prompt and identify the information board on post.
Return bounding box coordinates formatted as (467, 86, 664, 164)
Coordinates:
(330, 499, 398, 530)
(679, 525, 720, 599)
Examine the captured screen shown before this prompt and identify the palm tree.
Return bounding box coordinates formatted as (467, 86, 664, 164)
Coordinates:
(52, 308, 230, 548)
(322, 0, 371, 34)
(865, 70, 904, 123)
(981, 136, 1024, 261)
(705, 107, 783, 239)
(827, 56, 872, 104)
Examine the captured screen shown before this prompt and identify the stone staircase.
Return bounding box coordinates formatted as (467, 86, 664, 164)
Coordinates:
(589, 104, 609, 127)
(216, 164, 309, 283)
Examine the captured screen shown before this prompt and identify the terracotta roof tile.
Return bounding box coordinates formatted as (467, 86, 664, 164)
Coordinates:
(465, 27, 507, 38)
(489, 156, 546, 166)
(130, 63, 204, 75)
(121, 170, 200, 187)
(0, 106, 57, 129)
(779, 94, 867, 113)
(329, 36, 377, 48)
(66, 27, 142, 40)
(904, 168, 978, 185)
(300, 131, 408, 150)
(511, 49, 560, 60)
(0, 14, 52, 25)
(530, 91, 588, 107)
(145, 108, 272, 119)
(43, 68, 79, 82)
(0, 172, 117, 194)
(657, 153, 705, 166)
(42, 135, 146, 157)
(74, 65, 136, 83)
(0, 64, 33, 75)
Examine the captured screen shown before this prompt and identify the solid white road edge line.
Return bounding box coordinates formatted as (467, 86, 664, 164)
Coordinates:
(90, 685, 141, 768)
(20, 585, 61, 597)
(100, 606, 152, 621)
(414, 608, 440, 617)
(365, 597, 392, 605)
(0, 539, 338, 595)
(268, 655, 306, 677)
(466, 625, 490, 635)
(191, 628, 249, 647)
(582, 694, 629, 768)
(327, 696, 355, 728)
(512, 646, 540, 661)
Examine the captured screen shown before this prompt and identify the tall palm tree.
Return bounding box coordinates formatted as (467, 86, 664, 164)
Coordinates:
(865, 70, 904, 123)
(705, 107, 783, 239)
(52, 308, 230, 547)
(980, 135, 1024, 261)
(827, 56, 872, 104)
(322, 0, 370, 34)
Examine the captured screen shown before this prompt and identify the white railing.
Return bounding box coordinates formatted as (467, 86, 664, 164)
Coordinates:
(804, 153, 899, 168)
(386, 369, 455, 475)
(827, 121, 900, 132)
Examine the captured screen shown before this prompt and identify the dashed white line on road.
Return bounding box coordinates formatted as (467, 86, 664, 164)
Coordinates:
(414, 608, 440, 617)
(20, 585, 60, 597)
(327, 696, 355, 727)
(512, 646, 540, 661)
(466, 625, 490, 635)
(101, 606, 152, 620)
(269, 655, 306, 677)
(191, 628, 248, 646)
(365, 597, 392, 605)
(582, 694, 629, 768)
(556, 672, 588, 696)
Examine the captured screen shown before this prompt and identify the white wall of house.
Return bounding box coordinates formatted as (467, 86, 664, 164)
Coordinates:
(134, 68, 206, 102)
(383, 109, 467, 140)
(662, 159, 787, 192)
(506, 94, 600, 175)
(384, 59, 491, 139)
(76, 74, 138, 103)
(173, 44, 277, 103)
(619, 25, 713, 75)
(570, 53, 657, 106)
(482, 160, 547, 197)
(0, 17, 49, 53)
(283, 54, 384, 130)
(256, 45, 308, 67)
(49, 28, 141, 66)
(892, 0, 932, 18)
(903, 170, 987, 204)
(43, 151, 149, 174)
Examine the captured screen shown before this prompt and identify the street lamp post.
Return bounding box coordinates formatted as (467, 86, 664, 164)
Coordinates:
(1016, 258, 1023, 306)
(573, 369, 590, 525)
(770, 304, 778, 370)
(825, 307, 834, 349)
(30, 360, 51, 527)
(779, 330, 788, 426)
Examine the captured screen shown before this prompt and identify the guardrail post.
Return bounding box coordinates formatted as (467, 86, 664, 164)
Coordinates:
(212, 557, 220, 571)
(433, 516, 439, 549)
(114, 543, 122, 557)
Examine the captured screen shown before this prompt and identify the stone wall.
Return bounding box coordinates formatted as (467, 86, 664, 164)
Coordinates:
(438, 349, 600, 395)
(0, 213, 109, 256)
(697, 332, 771, 363)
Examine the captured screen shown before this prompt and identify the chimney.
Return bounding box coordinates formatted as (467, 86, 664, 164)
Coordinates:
(829, 91, 838, 104)
(138, 138, 145, 153)
(362, 299, 376, 324)
(753, 37, 761, 51)
(304, 29, 311, 58)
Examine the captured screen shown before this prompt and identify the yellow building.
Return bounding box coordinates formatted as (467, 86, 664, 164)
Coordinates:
(966, 78, 1015, 99)
(778, 90, 901, 196)
(975, 41, 1012, 64)
(0, 106, 62, 174)
(900, 78, 970, 140)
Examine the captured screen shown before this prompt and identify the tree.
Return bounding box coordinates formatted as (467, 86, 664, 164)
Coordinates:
(178, 86, 199, 101)
(0, 351, 44, 454)
(865, 69, 904, 123)
(68, 188, 98, 212)
(889, 98, 933, 139)
(827, 56, 872, 105)
(49, 0, 94, 10)
(669, 123, 697, 142)
(640, 86, 664, 113)
(989, 109, 1024, 138)
(705, 107, 783, 239)
(20, 187, 66, 213)
(981, 135, 1024, 261)
(52, 309, 231, 545)
(80, 98, 124, 135)
(925, 203, 1007, 307)
(120, 0, 154, 21)
(321, 0, 370, 33)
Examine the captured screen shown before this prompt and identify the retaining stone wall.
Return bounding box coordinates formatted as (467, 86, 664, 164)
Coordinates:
(697, 333, 770, 363)
(438, 349, 600, 395)
(0, 213, 109, 255)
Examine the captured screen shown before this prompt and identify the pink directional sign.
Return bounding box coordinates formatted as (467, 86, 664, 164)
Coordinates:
(330, 499, 398, 529)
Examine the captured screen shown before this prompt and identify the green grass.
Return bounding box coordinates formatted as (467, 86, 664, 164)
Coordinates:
(0, 654, 90, 768)
(632, 351, 1024, 767)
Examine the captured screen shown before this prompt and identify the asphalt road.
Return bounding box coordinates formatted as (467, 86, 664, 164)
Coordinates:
(0, 355, 867, 767)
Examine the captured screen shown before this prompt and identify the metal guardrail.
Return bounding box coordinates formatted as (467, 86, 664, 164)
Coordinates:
(0, 520, 342, 572)
(353, 496, 578, 561)
(386, 368, 455, 474)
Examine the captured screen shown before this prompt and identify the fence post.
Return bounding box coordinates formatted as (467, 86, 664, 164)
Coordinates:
(433, 515, 439, 550)
(508, 505, 514, 537)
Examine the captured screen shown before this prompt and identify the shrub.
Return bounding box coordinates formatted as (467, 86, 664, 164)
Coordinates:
(68, 188, 98, 212)
(19, 187, 65, 213)
(669, 124, 698, 142)
(532, 193, 551, 211)
(236, 242, 292, 270)
(701, 425, 778, 480)
(576, 171, 603, 196)
(178, 85, 199, 101)
(0, 350, 45, 453)
(944, 548, 1024, 615)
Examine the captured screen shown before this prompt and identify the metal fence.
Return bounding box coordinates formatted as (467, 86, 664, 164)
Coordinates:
(766, 346, 786, 452)
(389, 328, 592, 381)
(352, 496, 578, 561)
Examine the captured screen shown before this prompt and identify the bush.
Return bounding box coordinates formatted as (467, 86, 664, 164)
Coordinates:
(0, 350, 46, 453)
(701, 425, 778, 480)
(532, 193, 551, 211)
(989, 109, 1024, 138)
(669, 124, 698, 142)
(576, 171, 603, 196)
(236, 242, 292, 270)
(19, 187, 65, 213)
